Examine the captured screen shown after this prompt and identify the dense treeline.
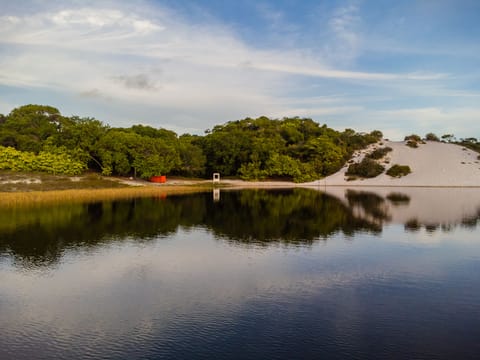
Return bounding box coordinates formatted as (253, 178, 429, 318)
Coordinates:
(202, 117, 382, 181)
(0, 104, 382, 181)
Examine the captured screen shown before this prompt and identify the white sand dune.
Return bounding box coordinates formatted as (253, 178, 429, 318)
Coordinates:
(309, 140, 480, 187)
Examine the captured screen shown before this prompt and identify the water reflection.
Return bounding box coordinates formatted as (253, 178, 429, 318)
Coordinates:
(1, 187, 480, 268)
(213, 188, 220, 202)
(345, 190, 391, 226)
(322, 187, 480, 234)
(386, 192, 411, 205)
(2, 188, 480, 359)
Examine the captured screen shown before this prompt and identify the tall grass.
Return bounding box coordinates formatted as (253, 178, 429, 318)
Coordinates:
(0, 185, 210, 208)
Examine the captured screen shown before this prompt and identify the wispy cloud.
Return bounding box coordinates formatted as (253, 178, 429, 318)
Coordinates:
(326, 1, 362, 64)
(0, 7, 162, 47)
(0, 2, 444, 92)
(0, 0, 476, 137)
(250, 62, 447, 81)
(269, 105, 364, 120)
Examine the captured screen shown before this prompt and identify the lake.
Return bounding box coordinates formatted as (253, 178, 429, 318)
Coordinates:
(1, 187, 480, 359)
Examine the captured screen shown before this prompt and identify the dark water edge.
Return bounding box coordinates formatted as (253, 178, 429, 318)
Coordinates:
(1, 189, 480, 359)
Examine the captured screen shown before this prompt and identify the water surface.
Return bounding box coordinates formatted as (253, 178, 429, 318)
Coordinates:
(1, 188, 480, 359)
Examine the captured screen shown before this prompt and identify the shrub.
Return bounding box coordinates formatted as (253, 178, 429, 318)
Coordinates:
(0, 146, 85, 175)
(425, 133, 440, 141)
(406, 140, 418, 148)
(405, 134, 425, 148)
(386, 164, 411, 177)
(369, 130, 383, 141)
(366, 146, 393, 160)
(346, 158, 385, 178)
(404, 134, 422, 142)
(441, 134, 454, 142)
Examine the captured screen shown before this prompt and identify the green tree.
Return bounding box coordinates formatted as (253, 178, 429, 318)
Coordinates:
(441, 134, 455, 142)
(130, 124, 178, 142)
(96, 130, 142, 176)
(302, 136, 346, 176)
(265, 153, 302, 180)
(175, 134, 206, 176)
(133, 136, 180, 179)
(0, 104, 63, 153)
(47, 116, 108, 170)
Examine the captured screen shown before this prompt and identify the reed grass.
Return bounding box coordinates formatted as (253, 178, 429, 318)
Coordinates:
(0, 185, 210, 208)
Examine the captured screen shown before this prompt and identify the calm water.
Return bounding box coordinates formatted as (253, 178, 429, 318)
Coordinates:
(1, 188, 480, 359)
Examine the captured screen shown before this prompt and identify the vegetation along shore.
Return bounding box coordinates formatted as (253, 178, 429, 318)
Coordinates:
(2, 104, 480, 205)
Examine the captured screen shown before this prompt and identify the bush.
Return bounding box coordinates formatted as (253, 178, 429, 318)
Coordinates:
(425, 133, 440, 141)
(386, 164, 411, 177)
(369, 130, 383, 141)
(0, 146, 85, 175)
(405, 134, 425, 148)
(406, 140, 418, 148)
(346, 158, 385, 178)
(366, 147, 392, 160)
(404, 134, 422, 142)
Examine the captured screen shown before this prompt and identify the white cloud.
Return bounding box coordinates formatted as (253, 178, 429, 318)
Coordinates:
(326, 2, 361, 64)
(269, 106, 363, 120)
(0, 0, 474, 136)
(1, 7, 163, 45)
(0, 2, 444, 88)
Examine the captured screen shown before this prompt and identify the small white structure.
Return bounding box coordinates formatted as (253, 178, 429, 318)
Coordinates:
(213, 173, 220, 183)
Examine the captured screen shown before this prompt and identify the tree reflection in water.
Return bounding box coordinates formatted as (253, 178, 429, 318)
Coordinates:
(1, 188, 479, 268)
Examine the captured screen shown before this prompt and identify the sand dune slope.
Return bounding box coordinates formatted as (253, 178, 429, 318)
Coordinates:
(310, 141, 480, 187)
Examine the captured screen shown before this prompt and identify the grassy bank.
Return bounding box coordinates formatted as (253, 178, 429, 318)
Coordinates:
(0, 171, 131, 192)
(0, 171, 214, 207)
(0, 185, 212, 207)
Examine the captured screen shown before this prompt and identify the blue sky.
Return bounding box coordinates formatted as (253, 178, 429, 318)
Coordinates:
(1, 0, 480, 139)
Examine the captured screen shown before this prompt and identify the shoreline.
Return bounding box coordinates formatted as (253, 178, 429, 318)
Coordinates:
(3, 138, 480, 206)
(3, 175, 480, 204)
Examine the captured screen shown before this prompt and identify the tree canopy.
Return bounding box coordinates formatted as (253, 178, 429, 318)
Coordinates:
(0, 104, 385, 181)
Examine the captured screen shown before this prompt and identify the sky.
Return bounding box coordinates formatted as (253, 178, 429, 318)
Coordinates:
(1, 0, 480, 139)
